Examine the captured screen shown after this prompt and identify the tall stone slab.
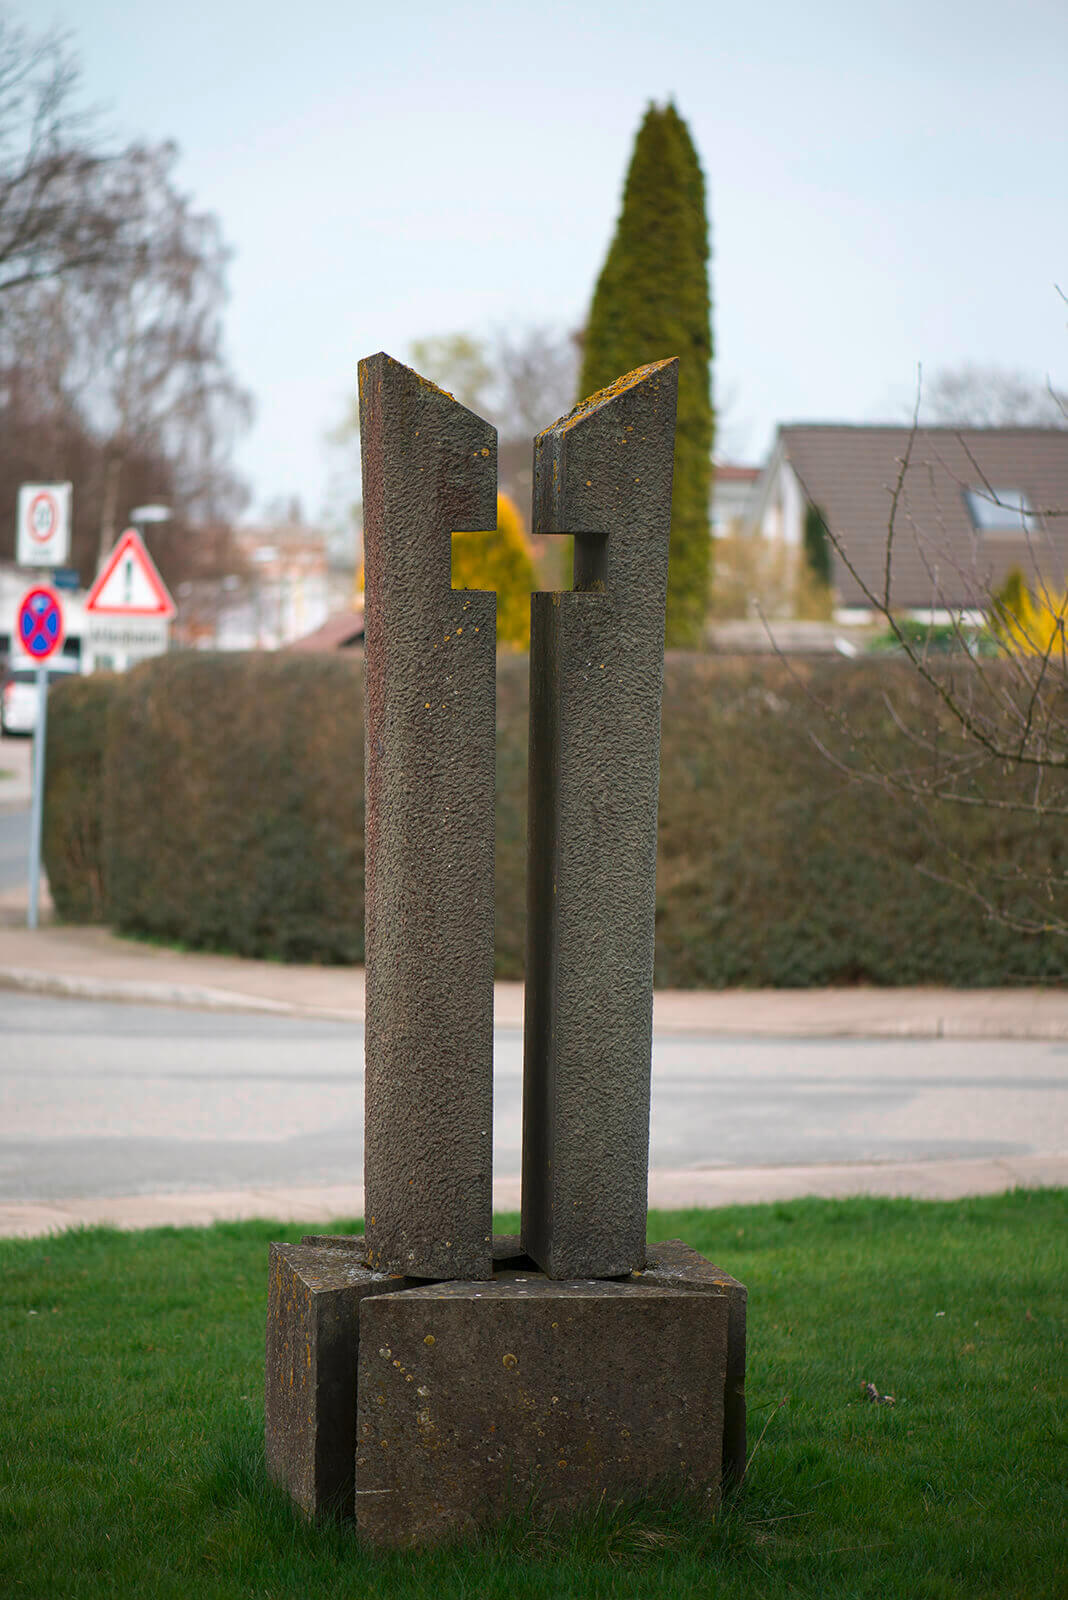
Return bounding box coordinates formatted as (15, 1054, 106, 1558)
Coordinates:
(522, 359, 679, 1279)
(359, 352, 497, 1281)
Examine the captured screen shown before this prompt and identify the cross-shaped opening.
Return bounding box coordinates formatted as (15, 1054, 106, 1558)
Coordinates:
(451, 531, 608, 594)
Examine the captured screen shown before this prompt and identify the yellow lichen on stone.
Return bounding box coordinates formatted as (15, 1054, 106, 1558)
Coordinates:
(538, 358, 676, 439)
(413, 368, 455, 401)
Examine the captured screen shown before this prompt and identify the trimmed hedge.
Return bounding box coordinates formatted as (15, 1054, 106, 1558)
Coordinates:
(41, 673, 114, 924)
(44, 651, 1066, 985)
(104, 653, 365, 964)
(653, 656, 1065, 988)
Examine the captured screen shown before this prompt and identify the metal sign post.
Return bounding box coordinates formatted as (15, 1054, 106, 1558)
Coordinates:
(16, 585, 64, 930)
(27, 665, 49, 931)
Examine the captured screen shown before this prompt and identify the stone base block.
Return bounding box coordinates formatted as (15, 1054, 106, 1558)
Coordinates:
(265, 1242, 411, 1518)
(264, 1236, 746, 1544)
(638, 1241, 748, 1483)
(356, 1270, 728, 1546)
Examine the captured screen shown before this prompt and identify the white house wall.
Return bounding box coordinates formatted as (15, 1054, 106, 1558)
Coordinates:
(752, 450, 805, 547)
(780, 462, 804, 545)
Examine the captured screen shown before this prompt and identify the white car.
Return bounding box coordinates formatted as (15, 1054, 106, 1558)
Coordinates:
(1, 659, 80, 735)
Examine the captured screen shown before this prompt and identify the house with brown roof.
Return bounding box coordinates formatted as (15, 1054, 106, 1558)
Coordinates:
(749, 425, 1068, 619)
(286, 608, 364, 651)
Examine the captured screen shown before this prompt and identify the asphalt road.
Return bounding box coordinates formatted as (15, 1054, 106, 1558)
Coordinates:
(1, 992, 1065, 1202)
(0, 805, 29, 892)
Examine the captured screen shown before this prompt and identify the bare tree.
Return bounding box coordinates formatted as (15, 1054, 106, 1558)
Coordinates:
(922, 363, 1068, 429)
(489, 325, 577, 517)
(0, 22, 251, 587)
(406, 332, 494, 414)
(0, 18, 137, 305)
(404, 326, 577, 439)
(328, 325, 578, 542)
(490, 325, 578, 439)
(65, 140, 253, 563)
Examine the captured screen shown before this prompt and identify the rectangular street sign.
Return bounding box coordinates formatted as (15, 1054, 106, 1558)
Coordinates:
(16, 483, 72, 568)
(87, 616, 170, 657)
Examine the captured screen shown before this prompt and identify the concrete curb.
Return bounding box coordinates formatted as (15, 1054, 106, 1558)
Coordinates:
(2, 1154, 1064, 1239)
(2, 962, 1068, 1039)
(0, 965, 359, 1021)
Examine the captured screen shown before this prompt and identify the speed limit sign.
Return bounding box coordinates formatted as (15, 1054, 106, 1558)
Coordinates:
(16, 482, 72, 568)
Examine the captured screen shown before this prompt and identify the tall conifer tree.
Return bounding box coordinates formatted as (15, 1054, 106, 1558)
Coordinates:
(579, 103, 713, 646)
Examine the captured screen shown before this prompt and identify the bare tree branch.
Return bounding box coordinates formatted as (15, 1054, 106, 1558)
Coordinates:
(760, 362, 1068, 938)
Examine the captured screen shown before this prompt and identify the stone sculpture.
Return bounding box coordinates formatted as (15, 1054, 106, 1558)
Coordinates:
(265, 352, 747, 1546)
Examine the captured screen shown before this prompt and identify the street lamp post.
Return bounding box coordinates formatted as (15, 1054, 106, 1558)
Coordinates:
(128, 504, 173, 647)
(128, 503, 172, 533)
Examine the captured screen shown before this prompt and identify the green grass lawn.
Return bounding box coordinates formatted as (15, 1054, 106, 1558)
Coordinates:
(2, 1191, 1065, 1599)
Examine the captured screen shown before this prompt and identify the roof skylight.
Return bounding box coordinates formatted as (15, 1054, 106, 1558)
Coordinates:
(964, 487, 1037, 534)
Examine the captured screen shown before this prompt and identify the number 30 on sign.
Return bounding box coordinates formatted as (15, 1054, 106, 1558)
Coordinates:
(16, 481, 72, 568)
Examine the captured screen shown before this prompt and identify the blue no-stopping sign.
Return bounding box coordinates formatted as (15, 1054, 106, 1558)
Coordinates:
(17, 586, 64, 661)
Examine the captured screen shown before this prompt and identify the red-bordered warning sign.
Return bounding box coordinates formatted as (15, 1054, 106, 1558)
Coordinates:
(85, 528, 176, 619)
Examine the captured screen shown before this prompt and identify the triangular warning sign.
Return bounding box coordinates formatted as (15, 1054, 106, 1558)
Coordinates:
(86, 528, 176, 618)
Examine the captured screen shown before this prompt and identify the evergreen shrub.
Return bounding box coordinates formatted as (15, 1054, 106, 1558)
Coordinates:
(579, 102, 714, 647)
(802, 502, 833, 588)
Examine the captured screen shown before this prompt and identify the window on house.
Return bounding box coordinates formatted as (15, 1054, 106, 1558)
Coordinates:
(964, 487, 1037, 535)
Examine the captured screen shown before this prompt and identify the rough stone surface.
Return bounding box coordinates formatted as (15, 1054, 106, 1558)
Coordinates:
(265, 1242, 411, 1518)
(355, 1270, 727, 1547)
(522, 359, 679, 1279)
(640, 1239, 748, 1482)
(359, 352, 497, 1281)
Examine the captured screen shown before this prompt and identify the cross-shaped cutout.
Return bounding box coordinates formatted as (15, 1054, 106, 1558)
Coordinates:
(450, 529, 608, 594)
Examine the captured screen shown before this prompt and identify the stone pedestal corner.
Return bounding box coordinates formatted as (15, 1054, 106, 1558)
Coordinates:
(264, 1242, 411, 1519)
(640, 1239, 748, 1483)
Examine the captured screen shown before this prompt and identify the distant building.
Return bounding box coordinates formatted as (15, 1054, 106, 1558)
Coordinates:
(176, 521, 331, 651)
(287, 609, 364, 652)
(711, 464, 761, 535)
(749, 425, 1068, 619)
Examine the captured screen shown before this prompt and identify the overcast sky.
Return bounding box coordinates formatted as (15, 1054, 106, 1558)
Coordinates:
(30, 0, 1068, 524)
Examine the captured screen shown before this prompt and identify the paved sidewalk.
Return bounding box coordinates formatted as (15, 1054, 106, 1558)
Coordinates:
(0, 736, 32, 810)
(1, 919, 1067, 1037)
